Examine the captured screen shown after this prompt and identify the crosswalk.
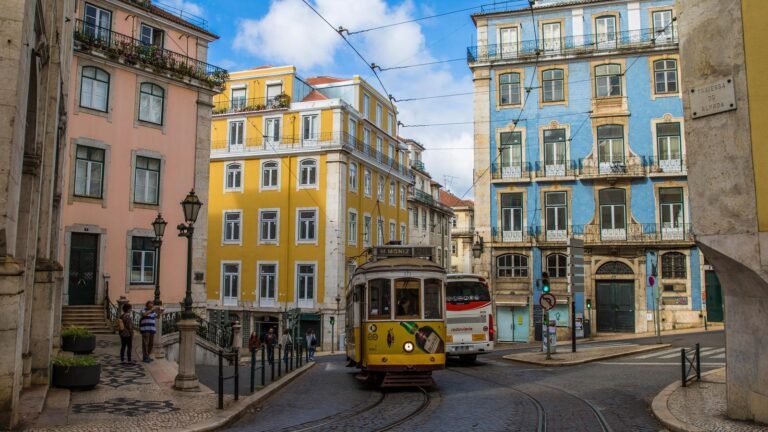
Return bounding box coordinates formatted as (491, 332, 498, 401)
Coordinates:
(632, 346, 725, 360)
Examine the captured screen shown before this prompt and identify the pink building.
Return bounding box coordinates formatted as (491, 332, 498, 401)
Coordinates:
(60, 0, 226, 307)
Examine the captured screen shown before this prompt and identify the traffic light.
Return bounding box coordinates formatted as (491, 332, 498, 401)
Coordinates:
(586, 299, 592, 309)
(542, 272, 551, 293)
(330, 316, 336, 326)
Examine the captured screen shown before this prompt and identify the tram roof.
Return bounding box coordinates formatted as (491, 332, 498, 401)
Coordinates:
(356, 257, 446, 273)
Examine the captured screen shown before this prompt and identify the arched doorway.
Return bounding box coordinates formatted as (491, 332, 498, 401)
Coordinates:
(595, 261, 635, 332)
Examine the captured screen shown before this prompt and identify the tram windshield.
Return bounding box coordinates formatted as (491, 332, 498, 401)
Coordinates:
(368, 279, 391, 319)
(395, 278, 420, 319)
(424, 279, 443, 319)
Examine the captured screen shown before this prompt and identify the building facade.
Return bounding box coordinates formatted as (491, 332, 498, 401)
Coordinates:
(678, 0, 768, 423)
(0, 0, 74, 428)
(403, 138, 453, 268)
(468, 0, 703, 343)
(60, 0, 224, 308)
(205, 67, 412, 350)
(443, 192, 475, 274)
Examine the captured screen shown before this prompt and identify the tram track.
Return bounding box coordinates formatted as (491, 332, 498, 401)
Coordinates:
(374, 386, 431, 432)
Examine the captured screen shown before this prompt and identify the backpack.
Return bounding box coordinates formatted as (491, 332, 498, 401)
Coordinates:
(116, 315, 126, 333)
(310, 334, 317, 347)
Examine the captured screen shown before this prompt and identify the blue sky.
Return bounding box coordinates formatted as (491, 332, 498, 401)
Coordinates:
(163, 0, 500, 198)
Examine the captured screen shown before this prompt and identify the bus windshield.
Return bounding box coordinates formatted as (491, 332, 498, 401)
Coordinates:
(446, 281, 491, 304)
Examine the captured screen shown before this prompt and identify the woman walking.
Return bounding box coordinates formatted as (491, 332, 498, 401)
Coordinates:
(118, 303, 134, 364)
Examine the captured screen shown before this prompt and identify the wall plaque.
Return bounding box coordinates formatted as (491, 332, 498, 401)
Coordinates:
(690, 77, 736, 119)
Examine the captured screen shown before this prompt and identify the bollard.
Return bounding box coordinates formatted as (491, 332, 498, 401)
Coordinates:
(681, 347, 686, 387)
(290, 344, 294, 371)
(218, 349, 224, 409)
(250, 348, 256, 394)
(696, 343, 701, 381)
(278, 344, 282, 377)
(270, 345, 275, 382)
(298, 344, 302, 367)
(234, 349, 239, 401)
(261, 344, 266, 387)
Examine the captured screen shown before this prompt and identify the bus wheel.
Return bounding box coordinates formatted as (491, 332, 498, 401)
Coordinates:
(459, 354, 477, 364)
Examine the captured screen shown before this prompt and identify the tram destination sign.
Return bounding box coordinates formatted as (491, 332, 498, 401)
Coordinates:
(373, 246, 434, 259)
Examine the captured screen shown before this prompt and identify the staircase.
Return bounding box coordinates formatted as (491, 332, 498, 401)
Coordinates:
(61, 305, 113, 334)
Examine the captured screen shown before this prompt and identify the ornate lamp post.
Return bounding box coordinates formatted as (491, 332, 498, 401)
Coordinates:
(151, 213, 167, 306)
(174, 190, 203, 391)
(471, 233, 484, 274)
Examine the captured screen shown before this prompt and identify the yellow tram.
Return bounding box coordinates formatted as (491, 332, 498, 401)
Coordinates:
(345, 246, 447, 387)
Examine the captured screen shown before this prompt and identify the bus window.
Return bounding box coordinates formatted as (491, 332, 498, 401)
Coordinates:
(446, 280, 491, 304)
(368, 279, 391, 319)
(424, 279, 443, 319)
(395, 278, 420, 319)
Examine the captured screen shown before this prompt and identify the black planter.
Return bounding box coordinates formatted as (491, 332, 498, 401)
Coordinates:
(52, 363, 101, 390)
(61, 335, 96, 354)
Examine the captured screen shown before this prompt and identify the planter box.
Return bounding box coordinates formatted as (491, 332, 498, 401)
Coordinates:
(52, 363, 101, 390)
(62, 335, 96, 354)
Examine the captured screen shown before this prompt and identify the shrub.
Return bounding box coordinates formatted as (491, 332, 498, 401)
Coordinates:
(61, 326, 93, 339)
(52, 355, 98, 367)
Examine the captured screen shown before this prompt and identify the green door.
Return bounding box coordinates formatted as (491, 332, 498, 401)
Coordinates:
(705, 271, 724, 322)
(68, 233, 99, 305)
(596, 281, 635, 332)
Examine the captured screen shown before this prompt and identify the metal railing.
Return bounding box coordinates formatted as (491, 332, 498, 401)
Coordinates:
(412, 189, 435, 205)
(411, 160, 425, 171)
(218, 349, 239, 409)
(492, 223, 694, 245)
(681, 343, 701, 387)
(161, 310, 233, 350)
(533, 160, 580, 179)
(73, 19, 228, 87)
(451, 225, 475, 236)
(492, 226, 534, 244)
(645, 156, 688, 175)
(467, 27, 678, 63)
(212, 95, 291, 115)
(491, 162, 534, 181)
(579, 159, 647, 178)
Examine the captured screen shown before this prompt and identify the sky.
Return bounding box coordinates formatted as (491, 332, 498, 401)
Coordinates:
(160, 0, 496, 199)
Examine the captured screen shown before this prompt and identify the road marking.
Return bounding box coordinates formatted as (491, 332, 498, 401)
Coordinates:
(595, 362, 726, 366)
(633, 348, 680, 359)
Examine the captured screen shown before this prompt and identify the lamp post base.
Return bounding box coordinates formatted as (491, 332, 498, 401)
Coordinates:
(153, 314, 165, 359)
(173, 319, 199, 391)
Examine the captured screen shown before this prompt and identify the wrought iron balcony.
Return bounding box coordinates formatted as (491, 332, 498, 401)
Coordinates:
(491, 162, 534, 182)
(451, 225, 475, 236)
(579, 156, 647, 179)
(492, 224, 693, 246)
(492, 226, 534, 244)
(73, 19, 228, 88)
(646, 156, 688, 176)
(411, 160, 426, 171)
(467, 27, 677, 64)
(212, 95, 291, 115)
(532, 160, 579, 180)
(412, 189, 435, 205)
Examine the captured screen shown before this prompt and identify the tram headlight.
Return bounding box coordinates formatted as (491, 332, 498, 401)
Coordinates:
(403, 341, 415, 353)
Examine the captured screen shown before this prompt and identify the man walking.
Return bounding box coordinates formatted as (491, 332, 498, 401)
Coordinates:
(118, 303, 134, 364)
(140, 301, 160, 363)
(265, 327, 277, 365)
(306, 328, 317, 361)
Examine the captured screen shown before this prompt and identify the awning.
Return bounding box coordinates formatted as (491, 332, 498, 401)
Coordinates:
(495, 295, 528, 306)
(300, 313, 321, 321)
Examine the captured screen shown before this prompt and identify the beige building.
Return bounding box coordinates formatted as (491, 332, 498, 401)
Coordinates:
(442, 191, 475, 274)
(0, 0, 74, 428)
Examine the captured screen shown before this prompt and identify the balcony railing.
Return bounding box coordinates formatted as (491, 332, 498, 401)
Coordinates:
(646, 156, 688, 175)
(451, 225, 475, 236)
(579, 157, 647, 178)
(73, 19, 228, 88)
(212, 95, 291, 115)
(411, 160, 425, 171)
(212, 131, 412, 178)
(492, 223, 694, 245)
(491, 162, 534, 181)
(467, 27, 677, 63)
(413, 189, 435, 205)
(492, 226, 534, 244)
(533, 160, 580, 179)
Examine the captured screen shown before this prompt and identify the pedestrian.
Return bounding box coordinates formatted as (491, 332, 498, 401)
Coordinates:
(264, 327, 276, 365)
(118, 303, 134, 364)
(279, 328, 292, 368)
(139, 301, 161, 363)
(306, 328, 317, 361)
(248, 330, 260, 354)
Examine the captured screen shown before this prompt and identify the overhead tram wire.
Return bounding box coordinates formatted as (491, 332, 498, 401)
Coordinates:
(376, 57, 466, 72)
(345, 4, 484, 35)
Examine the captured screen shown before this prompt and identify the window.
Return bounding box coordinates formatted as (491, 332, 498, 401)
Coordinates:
(388, 143, 395, 165)
(430, 211, 436, 233)
(134, 156, 160, 204)
(542, 69, 564, 102)
(80, 66, 109, 112)
(400, 185, 406, 208)
(389, 181, 396, 206)
(451, 217, 457, 228)
(660, 187, 685, 239)
(547, 254, 568, 278)
(297, 264, 315, 306)
(266, 83, 283, 107)
(595, 15, 617, 49)
(74, 145, 104, 198)
(542, 22, 561, 51)
(222, 263, 239, 306)
(262, 161, 279, 189)
(387, 112, 394, 135)
(299, 159, 317, 187)
(543, 128, 567, 176)
(259, 210, 278, 243)
(349, 162, 358, 192)
(258, 264, 276, 304)
(597, 124, 625, 172)
(377, 217, 384, 245)
(389, 221, 396, 242)
(599, 188, 626, 240)
(363, 215, 372, 246)
(298, 209, 317, 242)
(657, 123, 682, 171)
(363, 168, 372, 197)
(499, 27, 518, 58)
(363, 128, 371, 154)
(223, 211, 242, 243)
(376, 103, 382, 128)
(348, 211, 357, 245)
(349, 118, 357, 140)
(138, 83, 164, 125)
(83, 3, 111, 40)
(451, 241, 458, 255)
(130, 236, 155, 284)
(140, 23, 163, 48)
(302, 114, 319, 143)
(499, 73, 521, 105)
(231, 88, 247, 111)
(654, 59, 678, 94)
(363, 93, 370, 117)
(595, 64, 622, 98)
(497, 254, 528, 278)
(662, 252, 686, 279)
(500, 131, 523, 178)
(377, 175, 384, 201)
(376, 137, 383, 162)
(225, 163, 241, 191)
(422, 209, 427, 230)
(400, 224, 406, 243)
(395, 278, 420, 319)
(368, 279, 391, 319)
(265, 117, 280, 144)
(412, 207, 418, 228)
(545, 191, 567, 240)
(423, 279, 442, 319)
(500, 193, 523, 242)
(229, 120, 244, 149)
(653, 10, 674, 42)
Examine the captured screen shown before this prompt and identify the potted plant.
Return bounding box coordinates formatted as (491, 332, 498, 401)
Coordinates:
(51, 356, 101, 390)
(61, 326, 96, 354)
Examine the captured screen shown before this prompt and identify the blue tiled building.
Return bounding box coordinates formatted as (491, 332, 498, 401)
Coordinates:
(468, 0, 704, 342)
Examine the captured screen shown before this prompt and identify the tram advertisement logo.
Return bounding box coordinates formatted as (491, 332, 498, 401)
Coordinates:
(400, 322, 445, 354)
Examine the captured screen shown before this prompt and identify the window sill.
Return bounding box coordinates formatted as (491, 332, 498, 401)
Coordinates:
(136, 119, 164, 132)
(128, 284, 155, 291)
(77, 105, 110, 119)
(222, 241, 243, 246)
(258, 240, 279, 246)
(296, 240, 318, 245)
(224, 188, 244, 193)
(260, 186, 279, 191)
(541, 99, 567, 106)
(72, 195, 104, 205)
(133, 202, 160, 211)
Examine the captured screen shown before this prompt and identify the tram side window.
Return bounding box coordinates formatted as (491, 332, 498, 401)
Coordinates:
(395, 278, 421, 319)
(368, 279, 391, 319)
(423, 279, 443, 319)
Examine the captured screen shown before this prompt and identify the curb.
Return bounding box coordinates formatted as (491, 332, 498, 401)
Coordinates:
(502, 344, 671, 367)
(177, 361, 316, 432)
(651, 367, 725, 432)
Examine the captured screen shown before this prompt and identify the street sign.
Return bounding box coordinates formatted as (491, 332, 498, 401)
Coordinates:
(648, 275, 656, 287)
(568, 238, 585, 293)
(539, 293, 557, 311)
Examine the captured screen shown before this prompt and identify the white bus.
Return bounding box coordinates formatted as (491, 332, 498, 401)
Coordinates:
(445, 274, 494, 362)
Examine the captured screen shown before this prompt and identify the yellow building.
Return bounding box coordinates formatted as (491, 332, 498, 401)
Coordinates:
(206, 66, 412, 349)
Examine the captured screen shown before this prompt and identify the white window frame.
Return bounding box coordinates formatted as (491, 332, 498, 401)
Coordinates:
(349, 162, 358, 192)
(260, 159, 280, 191)
(377, 175, 384, 201)
(228, 118, 246, 151)
(377, 217, 384, 246)
(400, 184, 406, 208)
(296, 207, 319, 244)
(363, 213, 372, 246)
(224, 162, 243, 192)
(258, 208, 280, 245)
(376, 103, 383, 128)
(363, 93, 370, 118)
(387, 112, 394, 135)
(400, 223, 407, 243)
(389, 219, 396, 242)
(257, 261, 278, 307)
(389, 180, 396, 206)
(348, 209, 358, 246)
(263, 115, 281, 146)
(222, 210, 243, 245)
(221, 261, 241, 306)
(129, 236, 155, 284)
(364, 168, 372, 197)
(298, 158, 319, 190)
(295, 262, 317, 309)
(301, 113, 320, 145)
(230, 86, 247, 111)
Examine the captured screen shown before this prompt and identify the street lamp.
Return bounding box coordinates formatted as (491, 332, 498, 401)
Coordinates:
(471, 232, 484, 259)
(332, 294, 341, 354)
(178, 190, 202, 320)
(151, 213, 167, 306)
